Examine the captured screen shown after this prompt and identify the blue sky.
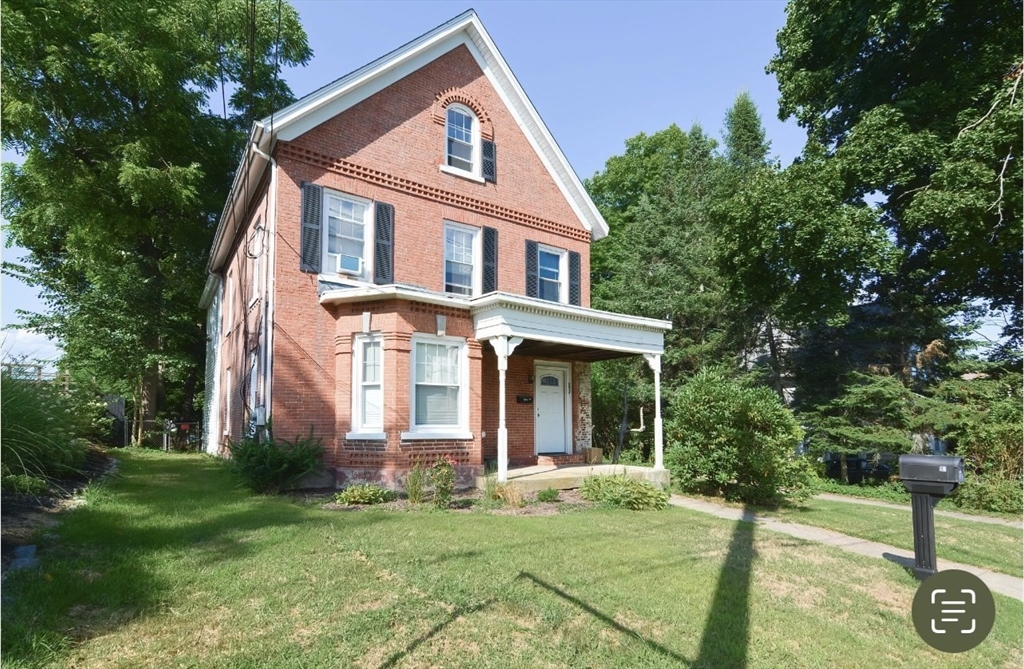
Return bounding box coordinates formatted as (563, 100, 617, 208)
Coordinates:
(3, 0, 806, 361)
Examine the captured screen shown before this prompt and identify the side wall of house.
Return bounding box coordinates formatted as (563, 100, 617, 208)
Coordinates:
(216, 175, 272, 449)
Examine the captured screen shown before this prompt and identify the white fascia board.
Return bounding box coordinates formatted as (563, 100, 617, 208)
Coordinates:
(473, 307, 665, 356)
(198, 273, 221, 309)
(269, 12, 476, 141)
(206, 124, 271, 274)
(463, 22, 610, 241)
(262, 10, 608, 240)
(469, 292, 672, 332)
(319, 284, 472, 310)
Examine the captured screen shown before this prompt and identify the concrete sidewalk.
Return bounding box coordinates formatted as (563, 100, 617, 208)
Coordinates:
(669, 495, 1024, 602)
(814, 492, 1024, 529)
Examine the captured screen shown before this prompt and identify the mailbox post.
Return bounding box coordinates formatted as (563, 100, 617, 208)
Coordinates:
(899, 455, 965, 580)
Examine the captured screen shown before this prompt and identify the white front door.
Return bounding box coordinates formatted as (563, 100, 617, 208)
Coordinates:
(535, 365, 568, 454)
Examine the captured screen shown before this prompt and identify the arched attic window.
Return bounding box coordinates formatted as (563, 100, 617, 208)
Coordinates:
(445, 103, 479, 176)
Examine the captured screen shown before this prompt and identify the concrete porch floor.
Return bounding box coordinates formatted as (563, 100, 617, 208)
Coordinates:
(474, 464, 670, 493)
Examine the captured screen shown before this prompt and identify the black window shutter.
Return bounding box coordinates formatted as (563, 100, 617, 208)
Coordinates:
(568, 251, 581, 306)
(482, 227, 498, 293)
(300, 183, 323, 273)
(373, 201, 394, 285)
(525, 240, 538, 298)
(482, 140, 496, 183)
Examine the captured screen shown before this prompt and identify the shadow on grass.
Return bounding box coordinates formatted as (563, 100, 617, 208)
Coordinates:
(517, 572, 692, 665)
(0, 451, 389, 666)
(377, 599, 494, 669)
(693, 509, 755, 669)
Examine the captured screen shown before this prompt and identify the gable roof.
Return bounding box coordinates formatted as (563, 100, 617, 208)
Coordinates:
(207, 9, 608, 274)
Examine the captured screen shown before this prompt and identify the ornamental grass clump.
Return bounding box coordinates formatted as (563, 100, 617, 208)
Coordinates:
(429, 455, 457, 508)
(404, 462, 426, 504)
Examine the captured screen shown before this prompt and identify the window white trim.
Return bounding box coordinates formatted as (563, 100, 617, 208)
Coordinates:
(537, 244, 568, 304)
(407, 333, 470, 436)
(322, 189, 374, 283)
(223, 367, 233, 436)
(351, 333, 384, 435)
(443, 221, 482, 297)
(442, 103, 481, 180)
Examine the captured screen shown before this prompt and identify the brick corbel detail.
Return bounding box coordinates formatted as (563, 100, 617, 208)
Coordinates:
(278, 144, 590, 243)
(432, 88, 494, 140)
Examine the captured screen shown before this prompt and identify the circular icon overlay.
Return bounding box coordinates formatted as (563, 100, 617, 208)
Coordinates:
(912, 569, 995, 653)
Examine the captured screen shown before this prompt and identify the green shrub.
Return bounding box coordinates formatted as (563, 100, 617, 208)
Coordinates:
(950, 475, 1023, 515)
(429, 456, 456, 509)
(665, 368, 806, 505)
(808, 474, 911, 504)
(580, 475, 669, 510)
(1, 371, 89, 480)
(536, 487, 560, 503)
(334, 483, 396, 506)
(1, 473, 50, 496)
(405, 462, 426, 504)
(227, 428, 324, 495)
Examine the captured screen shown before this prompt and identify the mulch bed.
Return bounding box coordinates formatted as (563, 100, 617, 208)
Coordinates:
(292, 487, 594, 516)
(1, 446, 115, 575)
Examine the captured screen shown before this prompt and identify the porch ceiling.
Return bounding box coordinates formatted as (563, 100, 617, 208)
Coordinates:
(510, 339, 635, 361)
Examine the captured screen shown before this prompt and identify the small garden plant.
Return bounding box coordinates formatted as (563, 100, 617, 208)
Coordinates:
(334, 484, 396, 506)
(404, 462, 426, 504)
(536, 487, 560, 503)
(580, 475, 669, 510)
(429, 455, 456, 508)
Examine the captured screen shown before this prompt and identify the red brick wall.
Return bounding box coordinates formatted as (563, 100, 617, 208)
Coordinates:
(260, 42, 600, 484)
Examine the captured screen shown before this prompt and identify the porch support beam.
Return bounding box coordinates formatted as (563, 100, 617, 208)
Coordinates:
(490, 335, 522, 482)
(644, 353, 664, 471)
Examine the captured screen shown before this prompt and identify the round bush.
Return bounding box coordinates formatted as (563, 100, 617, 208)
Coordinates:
(665, 368, 807, 505)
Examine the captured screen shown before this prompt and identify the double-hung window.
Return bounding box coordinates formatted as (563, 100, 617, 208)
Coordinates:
(444, 222, 479, 296)
(325, 192, 372, 278)
(538, 246, 565, 303)
(446, 106, 476, 173)
(350, 334, 384, 437)
(405, 335, 469, 438)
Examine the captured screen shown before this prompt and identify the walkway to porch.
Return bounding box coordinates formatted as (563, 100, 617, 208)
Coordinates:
(474, 463, 670, 493)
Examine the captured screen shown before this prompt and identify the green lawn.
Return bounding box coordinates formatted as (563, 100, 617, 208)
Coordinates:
(3, 450, 1021, 669)
(761, 498, 1024, 578)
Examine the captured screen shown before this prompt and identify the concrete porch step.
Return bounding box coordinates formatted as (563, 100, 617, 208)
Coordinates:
(536, 453, 587, 466)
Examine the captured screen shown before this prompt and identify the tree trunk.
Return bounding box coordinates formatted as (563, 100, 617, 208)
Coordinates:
(765, 317, 785, 400)
(840, 453, 849, 484)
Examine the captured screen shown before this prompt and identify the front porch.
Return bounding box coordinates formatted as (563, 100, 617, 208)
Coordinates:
(474, 463, 670, 493)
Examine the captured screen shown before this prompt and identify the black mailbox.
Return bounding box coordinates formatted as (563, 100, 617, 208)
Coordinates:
(900, 455, 964, 486)
(899, 454, 965, 580)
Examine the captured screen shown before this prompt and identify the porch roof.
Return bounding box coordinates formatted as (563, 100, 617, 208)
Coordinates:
(470, 293, 670, 360)
(318, 285, 671, 360)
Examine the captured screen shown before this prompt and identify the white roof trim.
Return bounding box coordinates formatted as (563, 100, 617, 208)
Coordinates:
(258, 9, 608, 240)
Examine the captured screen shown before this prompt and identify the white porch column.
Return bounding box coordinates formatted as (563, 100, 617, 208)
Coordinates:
(644, 353, 664, 470)
(489, 335, 522, 482)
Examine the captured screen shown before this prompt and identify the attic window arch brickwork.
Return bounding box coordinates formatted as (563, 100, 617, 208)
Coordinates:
(432, 88, 494, 140)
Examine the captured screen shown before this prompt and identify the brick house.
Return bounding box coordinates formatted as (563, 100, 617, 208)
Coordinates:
(199, 10, 670, 487)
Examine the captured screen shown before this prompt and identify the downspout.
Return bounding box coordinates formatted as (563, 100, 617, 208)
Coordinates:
(251, 142, 277, 435)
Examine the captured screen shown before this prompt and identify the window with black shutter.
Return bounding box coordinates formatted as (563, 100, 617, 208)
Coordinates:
(299, 183, 323, 273)
(373, 202, 394, 285)
(525, 240, 538, 298)
(482, 227, 498, 293)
